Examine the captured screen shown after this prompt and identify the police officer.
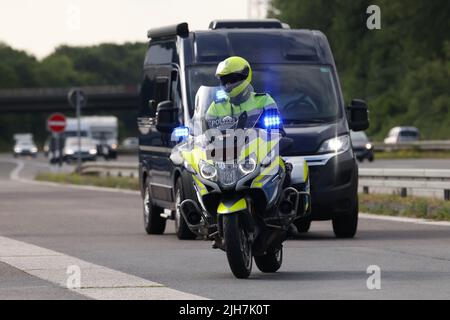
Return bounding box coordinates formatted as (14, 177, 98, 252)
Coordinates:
(206, 56, 282, 131)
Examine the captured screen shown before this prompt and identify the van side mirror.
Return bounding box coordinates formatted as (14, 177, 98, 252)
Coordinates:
(156, 100, 179, 133)
(347, 99, 369, 131)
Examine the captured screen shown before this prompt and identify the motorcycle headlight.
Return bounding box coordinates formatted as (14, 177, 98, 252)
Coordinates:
(238, 157, 257, 175)
(199, 160, 217, 181)
(318, 135, 350, 154)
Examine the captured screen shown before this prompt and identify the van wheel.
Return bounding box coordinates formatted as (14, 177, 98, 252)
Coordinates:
(294, 219, 311, 233)
(174, 179, 197, 240)
(143, 182, 166, 234)
(254, 247, 282, 273)
(332, 201, 358, 238)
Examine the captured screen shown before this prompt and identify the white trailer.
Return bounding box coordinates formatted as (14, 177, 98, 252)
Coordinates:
(81, 116, 118, 159)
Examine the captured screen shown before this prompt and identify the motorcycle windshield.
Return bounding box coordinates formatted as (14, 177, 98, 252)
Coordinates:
(188, 86, 281, 165)
(190, 86, 264, 136)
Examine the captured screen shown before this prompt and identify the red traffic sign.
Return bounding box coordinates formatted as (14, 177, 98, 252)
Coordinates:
(47, 113, 67, 133)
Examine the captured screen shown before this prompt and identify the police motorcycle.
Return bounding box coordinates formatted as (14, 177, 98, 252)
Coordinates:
(170, 86, 310, 279)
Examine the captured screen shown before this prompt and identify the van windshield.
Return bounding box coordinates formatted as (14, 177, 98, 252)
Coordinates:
(187, 64, 341, 124)
(400, 130, 418, 137)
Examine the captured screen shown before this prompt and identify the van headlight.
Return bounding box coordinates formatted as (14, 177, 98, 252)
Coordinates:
(238, 157, 256, 175)
(318, 135, 350, 154)
(65, 149, 74, 155)
(199, 160, 217, 181)
(31, 147, 38, 153)
(89, 149, 97, 155)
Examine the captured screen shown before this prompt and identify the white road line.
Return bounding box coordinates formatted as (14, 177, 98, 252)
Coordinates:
(4, 159, 140, 195)
(0, 236, 206, 300)
(360, 213, 450, 227)
(9, 159, 24, 181)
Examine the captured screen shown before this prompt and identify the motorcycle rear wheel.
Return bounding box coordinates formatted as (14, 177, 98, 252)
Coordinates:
(254, 247, 283, 273)
(223, 214, 252, 279)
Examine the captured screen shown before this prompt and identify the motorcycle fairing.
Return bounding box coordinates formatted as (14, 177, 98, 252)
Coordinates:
(217, 196, 247, 214)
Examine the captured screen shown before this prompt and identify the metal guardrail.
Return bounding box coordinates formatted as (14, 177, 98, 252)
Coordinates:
(359, 168, 450, 200)
(80, 162, 450, 200)
(80, 162, 138, 178)
(373, 141, 450, 152)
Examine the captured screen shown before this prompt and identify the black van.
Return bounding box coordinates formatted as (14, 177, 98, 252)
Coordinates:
(138, 19, 369, 239)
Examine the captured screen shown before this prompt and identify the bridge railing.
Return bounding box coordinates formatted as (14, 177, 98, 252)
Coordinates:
(80, 162, 138, 178)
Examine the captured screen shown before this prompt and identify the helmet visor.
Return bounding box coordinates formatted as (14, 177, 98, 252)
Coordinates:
(218, 67, 249, 86)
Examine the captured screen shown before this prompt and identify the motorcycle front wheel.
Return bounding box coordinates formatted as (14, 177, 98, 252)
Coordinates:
(223, 214, 252, 279)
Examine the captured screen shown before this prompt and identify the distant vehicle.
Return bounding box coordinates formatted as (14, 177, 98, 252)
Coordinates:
(384, 126, 420, 144)
(82, 116, 118, 160)
(13, 133, 33, 143)
(58, 117, 118, 160)
(350, 131, 374, 162)
(13, 140, 38, 158)
(122, 137, 138, 150)
(62, 137, 97, 162)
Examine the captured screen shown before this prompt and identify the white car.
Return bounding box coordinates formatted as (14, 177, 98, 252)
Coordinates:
(13, 140, 38, 158)
(63, 137, 98, 162)
(384, 126, 420, 144)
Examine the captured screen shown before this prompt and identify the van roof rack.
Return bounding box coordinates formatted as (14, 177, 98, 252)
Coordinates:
(147, 22, 189, 39)
(208, 19, 286, 30)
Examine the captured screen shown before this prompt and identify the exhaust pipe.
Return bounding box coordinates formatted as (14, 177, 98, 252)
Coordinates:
(179, 199, 205, 229)
(279, 200, 294, 215)
(278, 187, 300, 217)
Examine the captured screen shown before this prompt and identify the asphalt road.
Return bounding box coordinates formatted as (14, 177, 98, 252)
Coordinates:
(0, 155, 449, 299)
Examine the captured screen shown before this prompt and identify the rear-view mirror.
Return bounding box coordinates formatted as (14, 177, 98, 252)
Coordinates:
(347, 99, 369, 131)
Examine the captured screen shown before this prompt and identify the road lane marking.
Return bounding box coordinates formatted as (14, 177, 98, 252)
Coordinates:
(9, 159, 24, 181)
(4, 159, 140, 195)
(0, 236, 206, 300)
(360, 213, 450, 227)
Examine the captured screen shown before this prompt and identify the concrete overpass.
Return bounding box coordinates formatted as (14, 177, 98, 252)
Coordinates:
(0, 85, 140, 113)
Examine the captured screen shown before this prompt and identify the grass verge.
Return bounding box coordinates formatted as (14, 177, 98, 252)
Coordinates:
(359, 193, 450, 221)
(35, 172, 139, 191)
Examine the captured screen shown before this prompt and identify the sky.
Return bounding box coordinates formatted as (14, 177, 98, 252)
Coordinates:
(0, 0, 268, 59)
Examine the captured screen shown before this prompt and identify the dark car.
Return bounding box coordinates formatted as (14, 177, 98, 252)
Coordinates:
(350, 130, 374, 162)
(137, 19, 369, 239)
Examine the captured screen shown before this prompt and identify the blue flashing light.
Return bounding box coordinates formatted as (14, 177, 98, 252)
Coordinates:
(173, 126, 189, 138)
(263, 115, 281, 128)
